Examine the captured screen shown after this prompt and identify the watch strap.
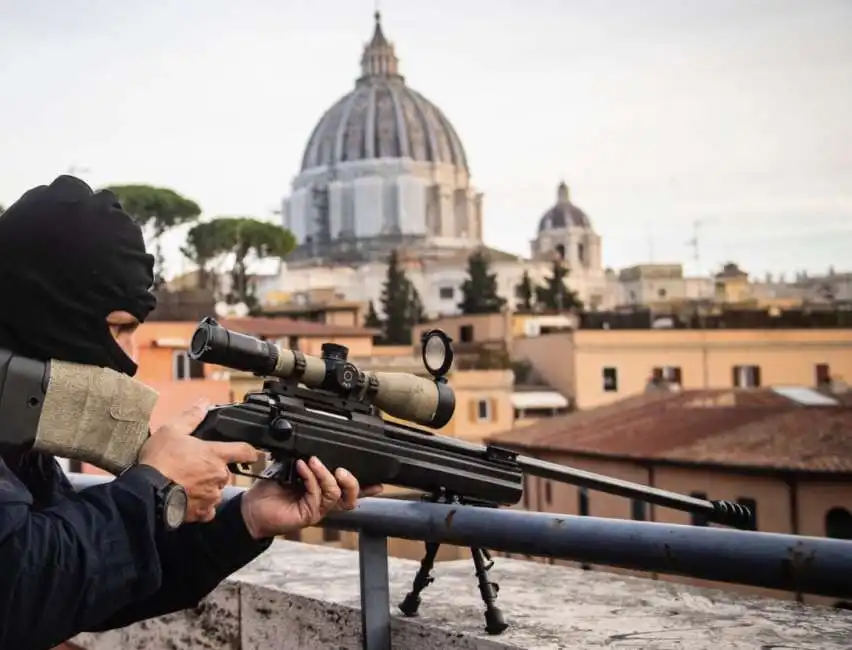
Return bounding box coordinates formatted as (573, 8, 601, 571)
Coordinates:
(131, 463, 173, 492)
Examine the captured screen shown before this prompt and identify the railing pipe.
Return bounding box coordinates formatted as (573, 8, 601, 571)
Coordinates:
(68, 474, 852, 600)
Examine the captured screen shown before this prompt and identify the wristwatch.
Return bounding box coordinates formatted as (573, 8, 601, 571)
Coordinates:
(132, 464, 189, 532)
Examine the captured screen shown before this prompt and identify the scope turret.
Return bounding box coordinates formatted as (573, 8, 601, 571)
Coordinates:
(188, 317, 456, 429)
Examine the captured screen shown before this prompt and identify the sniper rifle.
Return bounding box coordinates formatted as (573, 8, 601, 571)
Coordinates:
(187, 317, 754, 635)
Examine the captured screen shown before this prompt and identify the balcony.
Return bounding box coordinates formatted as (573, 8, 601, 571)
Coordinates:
(65, 474, 852, 650)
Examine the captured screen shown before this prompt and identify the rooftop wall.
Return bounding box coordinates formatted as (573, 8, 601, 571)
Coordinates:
(69, 540, 852, 650)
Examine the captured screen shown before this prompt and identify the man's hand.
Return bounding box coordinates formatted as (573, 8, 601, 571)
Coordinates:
(240, 456, 383, 540)
(138, 400, 263, 523)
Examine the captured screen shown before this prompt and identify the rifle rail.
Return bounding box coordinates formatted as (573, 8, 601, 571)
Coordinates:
(67, 473, 852, 650)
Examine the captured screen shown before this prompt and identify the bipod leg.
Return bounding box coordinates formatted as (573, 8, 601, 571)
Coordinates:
(471, 547, 507, 635)
(398, 541, 440, 617)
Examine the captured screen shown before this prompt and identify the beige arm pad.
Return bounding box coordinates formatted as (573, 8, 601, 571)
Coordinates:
(31, 360, 159, 475)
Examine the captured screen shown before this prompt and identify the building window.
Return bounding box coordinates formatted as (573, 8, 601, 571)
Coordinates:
(657, 287, 667, 298)
(544, 481, 552, 505)
(438, 286, 454, 300)
(825, 507, 852, 540)
(652, 366, 683, 385)
(602, 367, 618, 392)
(816, 363, 831, 386)
(577, 243, 585, 264)
(173, 351, 205, 380)
(737, 497, 758, 530)
(631, 499, 647, 521)
(732, 365, 761, 388)
(556, 243, 566, 260)
(690, 491, 709, 526)
(476, 399, 491, 421)
(459, 324, 474, 342)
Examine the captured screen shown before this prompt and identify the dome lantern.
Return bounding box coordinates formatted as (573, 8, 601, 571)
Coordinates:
(359, 11, 401, 80)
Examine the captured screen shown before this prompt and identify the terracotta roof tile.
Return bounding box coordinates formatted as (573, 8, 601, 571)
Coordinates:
(488, 388, 852, 473)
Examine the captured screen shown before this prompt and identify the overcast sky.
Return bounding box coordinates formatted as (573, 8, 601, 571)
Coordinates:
(0, 0, 850, 280)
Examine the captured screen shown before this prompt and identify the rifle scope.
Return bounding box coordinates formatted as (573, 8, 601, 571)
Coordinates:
(188, 317, 456, 429)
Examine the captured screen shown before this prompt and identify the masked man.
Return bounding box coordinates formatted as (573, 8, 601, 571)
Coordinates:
(0, 175, 382, 650)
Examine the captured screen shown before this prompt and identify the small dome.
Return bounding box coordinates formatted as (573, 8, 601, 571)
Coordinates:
(538, 181, 591, 232)
(300, 12, 469, 173)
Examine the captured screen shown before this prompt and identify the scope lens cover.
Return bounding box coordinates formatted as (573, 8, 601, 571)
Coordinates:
(422, 329, 453, 377)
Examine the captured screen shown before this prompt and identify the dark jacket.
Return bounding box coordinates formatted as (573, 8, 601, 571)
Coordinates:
(0, 450, 272, 650)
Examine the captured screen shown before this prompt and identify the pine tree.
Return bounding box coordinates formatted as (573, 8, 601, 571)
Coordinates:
(537, 260, 584, 312)
(515, 270, 536, 312)
(458, 249, 507, 314)
(407, 281, 426, 328)
(379, 250, 417, 345)
(364, 300, 384, 342)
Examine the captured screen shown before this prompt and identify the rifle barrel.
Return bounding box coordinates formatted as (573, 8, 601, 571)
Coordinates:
(517, 455, 752, 528)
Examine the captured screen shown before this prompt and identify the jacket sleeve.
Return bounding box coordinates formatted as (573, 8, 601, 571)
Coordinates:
(0, 461, 166, 650)
(86, 491, 273, 631)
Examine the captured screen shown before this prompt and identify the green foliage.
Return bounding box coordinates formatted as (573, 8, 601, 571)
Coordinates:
(536, 260, 584, 312)
(364, 300, 384, 342)
(105, 184, 202, 285)
(183, 217, 296, 311)
(458, 249, 507, 314)
(515, 270, 535, 312)
(106, 184, 201, 233)
(378, 250, 425, 345)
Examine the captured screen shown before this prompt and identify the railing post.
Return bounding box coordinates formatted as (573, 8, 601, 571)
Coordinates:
(358, 532, 392, 650)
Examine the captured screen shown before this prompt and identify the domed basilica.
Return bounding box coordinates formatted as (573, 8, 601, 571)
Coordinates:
(273, 12, 609, 316)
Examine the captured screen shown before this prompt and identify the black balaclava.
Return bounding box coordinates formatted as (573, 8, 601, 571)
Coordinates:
(0, 175, 157, 377)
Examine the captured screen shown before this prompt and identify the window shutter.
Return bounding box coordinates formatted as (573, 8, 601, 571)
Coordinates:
(753, 366, 762, 387)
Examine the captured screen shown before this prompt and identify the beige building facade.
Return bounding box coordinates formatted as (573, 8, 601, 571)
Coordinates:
(514, 327, 852, 410)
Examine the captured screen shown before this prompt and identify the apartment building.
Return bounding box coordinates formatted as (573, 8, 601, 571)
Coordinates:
(487, 387, 852, 607)
(514, 327, 852, 410)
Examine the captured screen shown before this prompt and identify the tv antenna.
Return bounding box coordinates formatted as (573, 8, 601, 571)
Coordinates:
(686, 219, 703, 273)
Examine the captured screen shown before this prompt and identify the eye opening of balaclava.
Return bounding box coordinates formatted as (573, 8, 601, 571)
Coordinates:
(0, 175, 157, 376)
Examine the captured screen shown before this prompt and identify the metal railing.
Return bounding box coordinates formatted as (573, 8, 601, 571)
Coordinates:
(68, 473, 852, 650)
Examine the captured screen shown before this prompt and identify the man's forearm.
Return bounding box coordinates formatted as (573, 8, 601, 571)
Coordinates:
(86, 493, 273, 631)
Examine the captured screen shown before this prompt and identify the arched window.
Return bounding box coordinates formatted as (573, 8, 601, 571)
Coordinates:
(577, 242, 586, 263)
(825, 507, 852, 540)
(555, 244, 566, 260)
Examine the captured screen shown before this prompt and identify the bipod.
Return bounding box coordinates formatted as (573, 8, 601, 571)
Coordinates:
(398, 490, 508, 635)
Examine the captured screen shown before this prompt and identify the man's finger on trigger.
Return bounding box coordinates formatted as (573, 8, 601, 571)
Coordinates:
(212, 442, 263, 464)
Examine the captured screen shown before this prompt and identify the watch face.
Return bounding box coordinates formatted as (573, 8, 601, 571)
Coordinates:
(164, 486, 188, 530)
